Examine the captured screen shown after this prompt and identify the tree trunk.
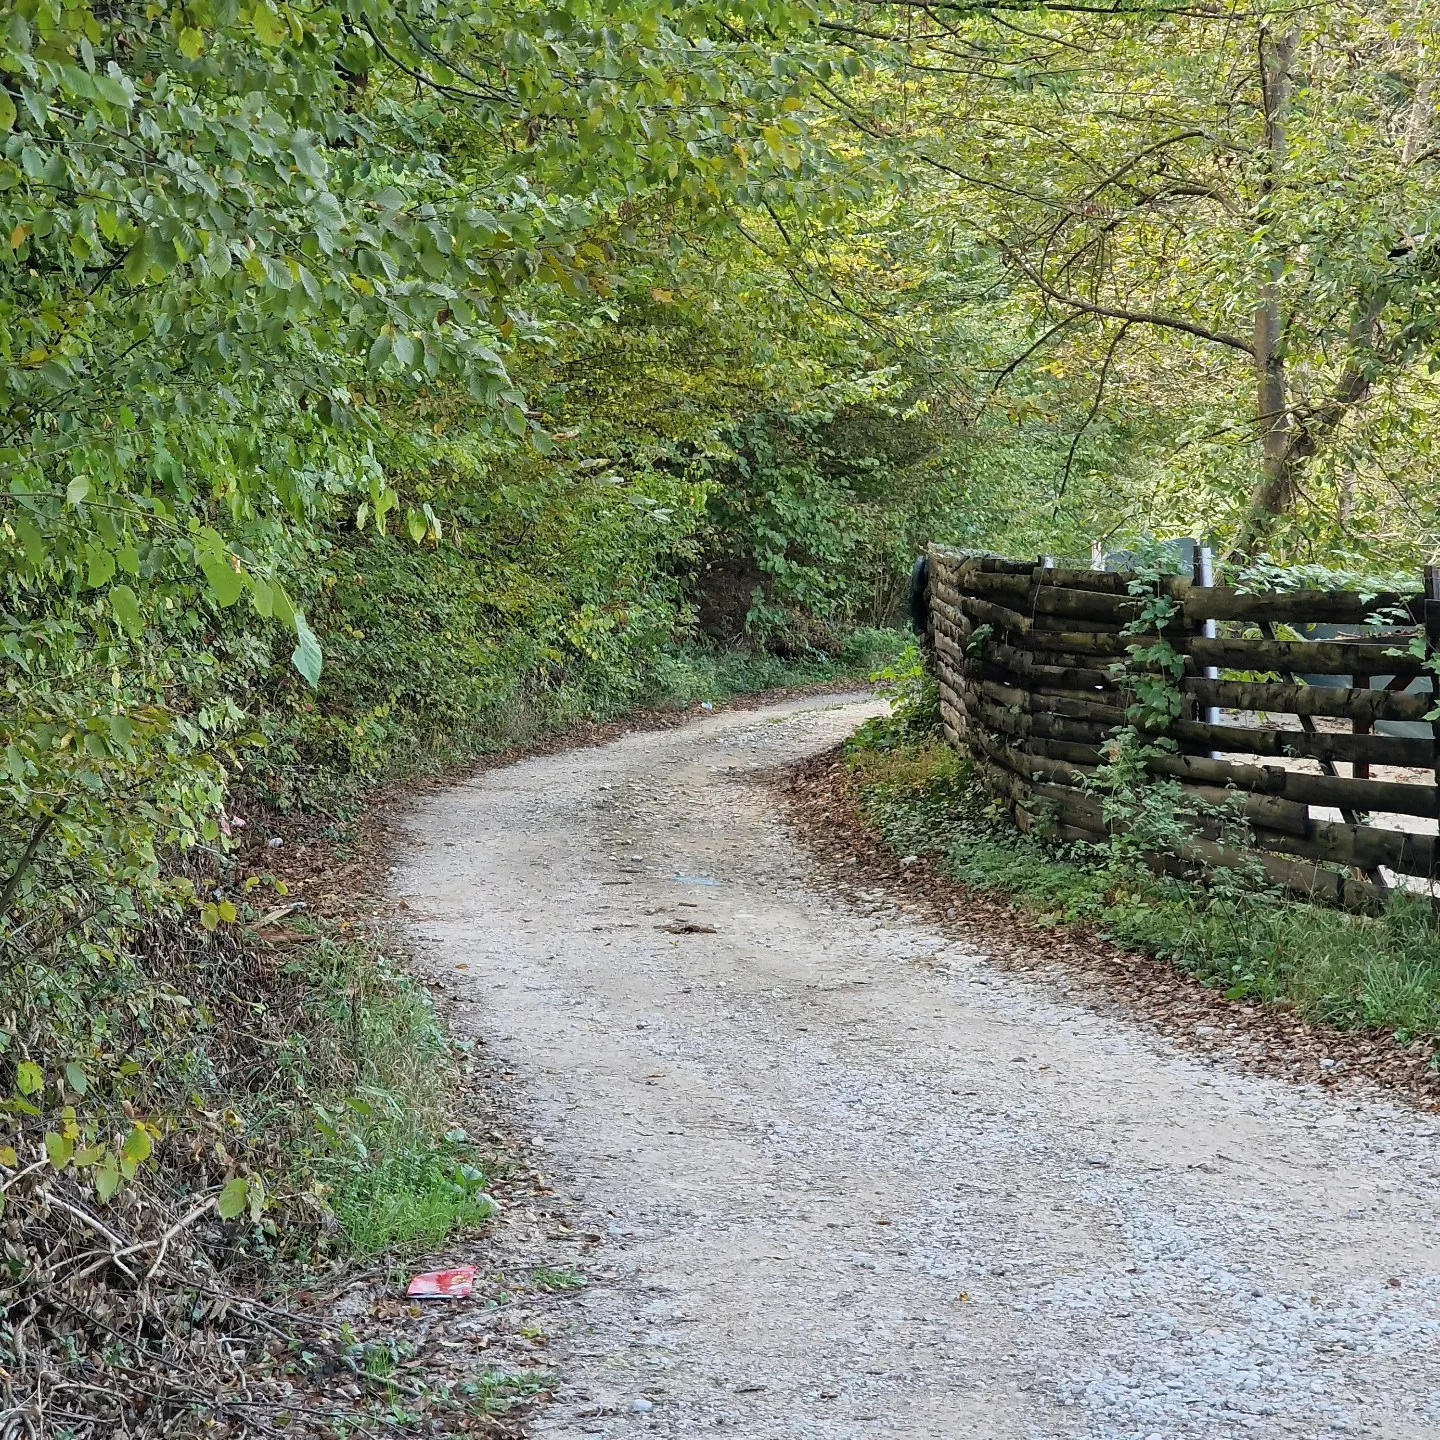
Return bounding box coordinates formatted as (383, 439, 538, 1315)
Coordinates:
(1233, 46, 1430, 557)
(1233, 26, 1301, 556)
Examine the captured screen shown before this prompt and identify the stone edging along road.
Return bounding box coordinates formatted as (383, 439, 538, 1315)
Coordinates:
(392, 694, 1440, 1439)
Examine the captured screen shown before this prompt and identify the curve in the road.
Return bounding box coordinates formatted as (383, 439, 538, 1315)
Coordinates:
(394, 695, 1440, 1440)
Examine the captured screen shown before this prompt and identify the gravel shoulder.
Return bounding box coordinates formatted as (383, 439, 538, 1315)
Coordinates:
(392, 695, 1440, 1439)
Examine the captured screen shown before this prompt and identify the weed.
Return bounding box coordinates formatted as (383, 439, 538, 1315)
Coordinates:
(530, 1264, 587, 1292)
(323, 1145, 497, 1257)
(460, 1367, 558, 1416)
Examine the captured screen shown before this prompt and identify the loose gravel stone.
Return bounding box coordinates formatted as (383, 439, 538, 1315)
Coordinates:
(397, 696, 1440, 1439)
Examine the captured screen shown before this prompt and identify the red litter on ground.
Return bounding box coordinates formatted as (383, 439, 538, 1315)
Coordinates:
(407, 1266, 476, 1299)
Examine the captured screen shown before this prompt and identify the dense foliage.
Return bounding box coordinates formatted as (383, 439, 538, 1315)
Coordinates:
(7, 0, 1440, 1226)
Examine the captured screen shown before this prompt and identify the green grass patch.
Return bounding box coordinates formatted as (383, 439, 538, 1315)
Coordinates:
(460, 1367, 559, 1416)
(846, 724, 1440, 1043)
(323, 1144, 497, 1258)
(223, 932, 500, 1261)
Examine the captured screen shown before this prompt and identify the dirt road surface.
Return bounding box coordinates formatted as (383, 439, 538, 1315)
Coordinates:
(394, 696, 1440, 1439)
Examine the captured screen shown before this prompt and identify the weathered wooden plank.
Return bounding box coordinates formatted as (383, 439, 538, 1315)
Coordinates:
(1156, 719, 1435, 768)
(972, 644, 1116, 691)
(978, 678, 1129, 726)
(1184, 678, 1434, 723)
(1037, 567, 1137, 594)
(1020, 630, 1135, 659)
(1172, 583, 1421, 625)
(1156, 841, 1391, 913)
(1032, 613, 1132, 635)
(953, 569, 1152, 623)
(954, 570, 1035, 603)
(1021, 736, 1108, 766)
(937, 679, 966, 711)
(1143, 752, 1440, 820)
(933, 630, 967, 671)
(1255, 819, 1438, 879)
(1187, 636, 1431, 677)
(968, 695, 1115, 747)
(958, 594, 1033, 635)
(949, 551, 1038, 578)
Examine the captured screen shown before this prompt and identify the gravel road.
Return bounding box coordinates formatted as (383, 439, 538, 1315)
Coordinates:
(394, 695, 1440, 1439)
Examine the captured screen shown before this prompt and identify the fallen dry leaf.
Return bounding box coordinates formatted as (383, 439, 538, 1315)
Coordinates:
(776, 745, 1440, 1111)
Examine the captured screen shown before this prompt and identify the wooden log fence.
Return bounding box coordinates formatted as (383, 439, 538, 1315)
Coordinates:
(926, 545, 1440, 910)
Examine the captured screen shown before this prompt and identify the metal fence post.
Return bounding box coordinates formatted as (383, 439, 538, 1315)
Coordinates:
(1427, 564, 1440, 791)
(1192, 538, 1221, 750)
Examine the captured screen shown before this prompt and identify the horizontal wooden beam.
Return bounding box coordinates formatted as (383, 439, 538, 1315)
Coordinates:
(1184, 678, 1433, 722)
(1256, 817, 1437, 879)
(1145, 752, 1440, 820)
(1157, 719, 1435, 768)
(1187, 635, 1431, 676)
(969, 644, 1116, 690)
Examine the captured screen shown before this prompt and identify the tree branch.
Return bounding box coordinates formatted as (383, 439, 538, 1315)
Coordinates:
(1000, 240, 1254, 353)
(0, 801, 68, 918)
(982, 313, 1082, 399)
(1056, 320, 1131, 509)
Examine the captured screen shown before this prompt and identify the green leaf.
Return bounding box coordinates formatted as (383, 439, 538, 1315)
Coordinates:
(291, 612, 322, 688)
(87, 546, 116, 588)
(217, 1176, 249, 1220)
(198, 548, 245, 607)
(0, 92, 14, 133)
(66, 474, 91, 505)
(13, 515, 44, 566)
(44, 1132, 74, 1168)
(178, 26, 205, 59)
(253, 1, 287, 46)
(110, 585, 143, 638)
(64, 1062, 87, 1096)
(120, 1126, 152, 1166)
(15, 1061, 42, 1096)
(271, 584, 297, 629)
(406, 508, 427, 542)
(94, 1155, 120, 1203)
(217, 900, 237, 924)
(0, 1146, 16, 1168)
(250, 577, 274, 619)
(201, 902, 220, 931)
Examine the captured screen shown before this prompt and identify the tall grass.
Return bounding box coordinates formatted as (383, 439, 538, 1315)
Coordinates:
(234, 934, 499, 1260)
